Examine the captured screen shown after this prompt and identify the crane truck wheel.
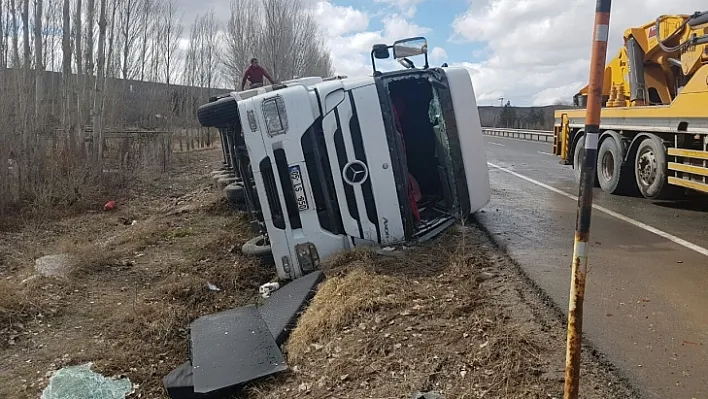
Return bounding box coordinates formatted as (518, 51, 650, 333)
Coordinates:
(572, 135, 600, 187)
(596, 136, 636, 195)
(634, 134, 672, 200)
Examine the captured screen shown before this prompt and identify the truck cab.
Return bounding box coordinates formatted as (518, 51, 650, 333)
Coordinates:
(198, 37, 490, 281)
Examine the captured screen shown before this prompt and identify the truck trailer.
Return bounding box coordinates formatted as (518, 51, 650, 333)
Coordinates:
(553, 11, 708, 199)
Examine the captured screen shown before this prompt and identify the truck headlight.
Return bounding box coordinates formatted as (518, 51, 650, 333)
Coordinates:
(295, 242, 320, 272)
(262, 96, 288, 136)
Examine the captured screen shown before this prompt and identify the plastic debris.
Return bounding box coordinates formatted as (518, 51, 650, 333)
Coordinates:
(104, 201, 117, 211)
(35, 254, 71, 278)
(412, 392, 444, 399)
(259, 282, 280, 298)
(207, 282, 221, 292)
(41, 363, 133, 399)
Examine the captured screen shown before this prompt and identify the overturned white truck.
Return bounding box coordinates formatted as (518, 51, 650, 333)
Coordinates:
(198, 37, 490, 281)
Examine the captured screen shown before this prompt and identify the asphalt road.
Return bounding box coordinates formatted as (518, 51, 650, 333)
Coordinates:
(479, 135, 708, 399)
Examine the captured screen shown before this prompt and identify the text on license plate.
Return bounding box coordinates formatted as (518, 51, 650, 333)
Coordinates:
(289, 165, 310, 211)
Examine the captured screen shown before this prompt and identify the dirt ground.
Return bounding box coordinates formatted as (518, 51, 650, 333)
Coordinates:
(0, 148, 638, 399)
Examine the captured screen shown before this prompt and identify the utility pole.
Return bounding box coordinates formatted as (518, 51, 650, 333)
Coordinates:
(563, 1, 611, 399)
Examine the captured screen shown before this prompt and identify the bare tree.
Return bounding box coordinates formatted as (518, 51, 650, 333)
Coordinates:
(106, 0, 118, 78)
(34, 0, 44, 120)
(85, 0, 95, 75)
(223, 0, 334, 86)
(158, 0, 182, 86)
(184, 11, 219, 89)
(21, 0, 29, 68)
(138, 0, 151, 81)
(117, 0, 140, 79)
(93, 0, 107, 159)
(0, 0, 5, 69)
(9, 0, 20, 67)
(61, 0, 75, 152)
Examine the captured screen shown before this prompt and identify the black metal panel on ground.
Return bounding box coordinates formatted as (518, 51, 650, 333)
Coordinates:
(163, 361, 222, 399)
(189, 305, 287, 394)
(258, 271, 325, 345)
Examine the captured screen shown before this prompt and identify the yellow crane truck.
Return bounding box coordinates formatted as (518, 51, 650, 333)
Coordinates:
(553, 11, 708, 199)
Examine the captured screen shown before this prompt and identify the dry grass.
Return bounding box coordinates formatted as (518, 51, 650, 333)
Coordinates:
(253, 227, 563, 399)
(287, 265, 408, 361)
(0, 148, 277, 398)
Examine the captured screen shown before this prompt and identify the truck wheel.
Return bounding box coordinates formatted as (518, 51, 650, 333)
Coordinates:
(573, 135, 599, 187)
(634, 135, 671, 199)
(217, 176, 238, 191)
(224, 183, 246, 206)
(242, 235, 272, 257)
(596, 136, 635, 195)
(197, 95, 240, 128)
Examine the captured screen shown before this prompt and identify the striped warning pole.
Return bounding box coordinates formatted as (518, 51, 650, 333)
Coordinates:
(564, 1, 612, 398)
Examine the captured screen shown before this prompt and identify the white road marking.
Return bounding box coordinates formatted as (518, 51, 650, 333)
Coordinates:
(537, 151, 555, 157)
(488, 142, 505, 147)
(487, 162, 708, 258)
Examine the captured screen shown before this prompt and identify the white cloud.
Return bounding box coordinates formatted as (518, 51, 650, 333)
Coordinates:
(313, 1, 369, 37)
(373, 0, 426, 18)
(430, 47, 447, 63)
(322, 12, 431, 78)
(451, 0, 707, 106)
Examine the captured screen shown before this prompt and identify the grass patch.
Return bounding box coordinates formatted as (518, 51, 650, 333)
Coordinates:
(287, 265, 407, 361)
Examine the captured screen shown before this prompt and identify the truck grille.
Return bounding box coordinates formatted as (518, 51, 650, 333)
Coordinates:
(302, 118, 345, 235)
(258, 157, 285, 230)
(273, 148, 303, 230)
(348, 93, 381, 243)
(333, 125, 363, 239)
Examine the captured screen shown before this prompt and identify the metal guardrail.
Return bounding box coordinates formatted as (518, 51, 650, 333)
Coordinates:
(482, 127, 554, 143)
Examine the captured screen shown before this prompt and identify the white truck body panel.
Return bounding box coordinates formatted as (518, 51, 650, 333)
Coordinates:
(236, 67, 489, 280)
(445, 68, 491, 213)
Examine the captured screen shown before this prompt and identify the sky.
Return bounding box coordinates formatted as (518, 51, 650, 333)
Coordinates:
(176, 0, 706, 106)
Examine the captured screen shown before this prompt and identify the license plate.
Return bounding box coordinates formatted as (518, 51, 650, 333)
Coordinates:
(289, 165, 310, 211)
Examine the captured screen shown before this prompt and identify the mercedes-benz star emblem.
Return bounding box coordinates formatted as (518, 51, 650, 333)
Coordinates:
(342, 160, 369, 185)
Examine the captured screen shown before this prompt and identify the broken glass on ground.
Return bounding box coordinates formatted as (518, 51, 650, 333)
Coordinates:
(41, 363, 133, 399)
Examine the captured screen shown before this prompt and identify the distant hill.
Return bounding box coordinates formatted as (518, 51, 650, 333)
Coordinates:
(478, 105, 579, 130)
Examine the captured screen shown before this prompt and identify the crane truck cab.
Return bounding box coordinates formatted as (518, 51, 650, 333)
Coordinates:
(198, 37, 490, 281)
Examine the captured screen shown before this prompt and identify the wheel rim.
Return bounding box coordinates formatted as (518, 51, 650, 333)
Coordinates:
(601, 151, 614, 182)
(636, 148, 657, 187)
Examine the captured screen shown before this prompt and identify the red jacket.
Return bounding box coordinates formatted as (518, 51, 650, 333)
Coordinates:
(241, 65, 274, 88)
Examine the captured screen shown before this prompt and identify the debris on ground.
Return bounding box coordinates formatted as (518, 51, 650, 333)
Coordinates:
(41, 363, 133, 399)
(34, 254, 72, 278)
(259, 282, 280, 298)
(0, 148, 637, 399)
(411, 392, 444, 399)
(104, 201, 117, 211)
(164, 271, 326, 398)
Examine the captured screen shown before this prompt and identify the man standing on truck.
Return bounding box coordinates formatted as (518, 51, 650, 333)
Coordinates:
(241, 58, 277, 90)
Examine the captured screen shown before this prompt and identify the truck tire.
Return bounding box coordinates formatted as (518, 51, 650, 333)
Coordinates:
(221, 178, 240, 191)
(197, 95, 240, 128)
(242, 235, 272, 257)
(573, 135, 600, 187)
(224, 183, 246, 206)
(596, 136, 635, 195)
(634, 134, 672, 199)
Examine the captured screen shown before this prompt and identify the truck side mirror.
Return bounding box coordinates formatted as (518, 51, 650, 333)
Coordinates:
(372, 44, 390, 59)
